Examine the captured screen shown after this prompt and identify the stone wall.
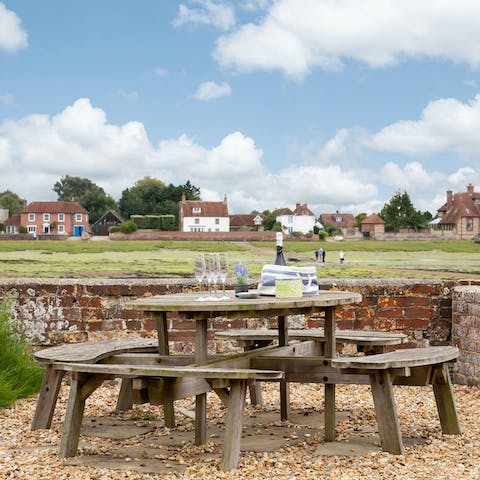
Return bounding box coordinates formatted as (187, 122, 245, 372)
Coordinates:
(452, 285, 480, 386)
(0, 278, 454, 354)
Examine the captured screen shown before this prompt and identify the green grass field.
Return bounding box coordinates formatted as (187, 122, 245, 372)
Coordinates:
(0, 239, 479, 280)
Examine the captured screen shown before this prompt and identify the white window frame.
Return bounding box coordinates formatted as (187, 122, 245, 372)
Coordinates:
(192, 207, 201, 213)
(215, 218, 220, 225)
(58, 213, 65, 222)
(58, 225, 65, 234)
(43, 213, 50, 222)
(194, 218, 200, 224)
(27, 225, 36, 233)
(287, 215, 293, 223)
(28, 213, 35, 221)
(75, 213, 83, 222)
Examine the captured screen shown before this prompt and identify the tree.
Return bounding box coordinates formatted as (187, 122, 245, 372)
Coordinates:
(355, 213, 367, 228)
(0, 190, 24, 216)
(118, 177, 201, 226)
(53, 175, 118, 224)
(380, 191, 428, 232)
(261, 210, 277, 231)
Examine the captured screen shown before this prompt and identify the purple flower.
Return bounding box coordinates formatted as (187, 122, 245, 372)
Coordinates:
(233, 262, 248, 284)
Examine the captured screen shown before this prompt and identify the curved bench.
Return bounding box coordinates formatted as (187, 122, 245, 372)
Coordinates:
(54, 361, 283, 471)
(331, 346, 461, 455)
(32, 338, 159, 430)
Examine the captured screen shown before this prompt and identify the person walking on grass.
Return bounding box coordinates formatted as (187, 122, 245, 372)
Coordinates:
(322, 248, 326, 262)
(339, 250, 345, 264)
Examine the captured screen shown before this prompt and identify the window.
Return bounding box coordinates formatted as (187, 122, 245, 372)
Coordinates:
(215, 218, 220, 225)
(28, 213, 35, 221)
(58, 225, 65, 234)
(467, 217, 474, 231)
(43, 213, 50, 222)
(58, 213, 65, 222)
(335, 216, 343, 222)
(288, 215, 293, 223)
(192, 207, 201, 213)
(194, 218, 200, 224)
(75, 213, 82, 222)
(27, 225, 36, 233)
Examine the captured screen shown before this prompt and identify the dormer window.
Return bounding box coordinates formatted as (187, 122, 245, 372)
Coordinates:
(335, 216, 343, 222)
(192, 207, 201, 214)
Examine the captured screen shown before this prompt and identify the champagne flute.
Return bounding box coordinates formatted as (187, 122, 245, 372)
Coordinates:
(209, 253, 219, 297)
(193, 254, 206, 297)
(204, 253, 215, 298)
(217, 253, 229, 297)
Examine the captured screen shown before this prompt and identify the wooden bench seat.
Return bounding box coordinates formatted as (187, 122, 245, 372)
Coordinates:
(32, 338, 159, 430)
(54, 361, 283, 471)
(331, 346, 461, 455)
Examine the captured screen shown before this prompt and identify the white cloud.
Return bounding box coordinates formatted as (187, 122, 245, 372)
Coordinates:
(154, 67, 168, 77)
(173, 0, 235, 31)
(213, 0, 480, 78)
(370, 94, 480, 157)
(0, 2, 28, 52)
(193, 81, 232, 100)
(117, 89, 139, 101)
(380, 161, 444, 192)
(0, 93, 16, 106)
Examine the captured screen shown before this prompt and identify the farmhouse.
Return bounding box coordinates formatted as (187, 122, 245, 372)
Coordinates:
(229, 213, 265, 231)
(276, 202, 315, 235)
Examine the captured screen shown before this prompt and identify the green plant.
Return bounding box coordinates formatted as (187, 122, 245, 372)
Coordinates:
(119, 220, 138, 233)
(19, 226, 27, 234)
(0, 300, 43, 407)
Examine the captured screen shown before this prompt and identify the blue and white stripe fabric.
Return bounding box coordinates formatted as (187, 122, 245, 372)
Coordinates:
(257, 264, 319, 296)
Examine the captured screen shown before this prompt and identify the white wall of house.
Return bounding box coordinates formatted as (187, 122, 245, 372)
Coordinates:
(182, 216, 230, 232)
(0, 208, 8, 222)
(276, 214, 315, 234)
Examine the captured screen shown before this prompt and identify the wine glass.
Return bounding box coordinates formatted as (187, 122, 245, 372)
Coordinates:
(217, 253, 229, 297)
(193, 254, 206, 296)
(204, 253, 216, 298)
(207, 253, 220, 297)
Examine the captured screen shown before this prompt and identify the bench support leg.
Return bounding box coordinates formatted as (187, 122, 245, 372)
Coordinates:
(369, 370, 404, 455)
(278, 315, 290, 421)
(221, 379, 248, 471)
(156, 311, 176, 428)
(59, 372, 107, 458)
(32, 366, 65, 430)
(324, 384, 336, 441)
(115, 378, 133, 413)
(432, 365, 461, 435)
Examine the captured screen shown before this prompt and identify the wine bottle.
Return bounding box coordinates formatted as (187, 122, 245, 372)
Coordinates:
(275, 232, 287, 265)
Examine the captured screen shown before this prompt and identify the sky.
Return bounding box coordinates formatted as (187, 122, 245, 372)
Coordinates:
(2, 1, 480, 217)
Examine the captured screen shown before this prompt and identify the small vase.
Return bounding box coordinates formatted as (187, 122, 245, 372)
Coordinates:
(234, 284, 249, 295)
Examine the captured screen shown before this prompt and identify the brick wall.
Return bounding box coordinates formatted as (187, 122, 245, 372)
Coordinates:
(452, 285, 480, 386)
(0, 278, 455, 353)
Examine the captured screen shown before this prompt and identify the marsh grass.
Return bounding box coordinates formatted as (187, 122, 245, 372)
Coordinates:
(0, 301, 43, 407)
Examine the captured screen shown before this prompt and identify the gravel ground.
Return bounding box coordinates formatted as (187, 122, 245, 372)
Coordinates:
(0, 381, 479, 480)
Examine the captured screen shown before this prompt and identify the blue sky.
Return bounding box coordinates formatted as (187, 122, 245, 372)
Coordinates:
(2, 0, 480, 216)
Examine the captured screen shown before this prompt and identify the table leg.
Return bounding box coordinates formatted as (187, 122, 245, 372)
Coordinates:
(195, 316, 208, 445)
(432, 364, 461, 435)
(324, 306, 336, 441)
(156, 312, 175, 428)
(278, 315, 290, 421)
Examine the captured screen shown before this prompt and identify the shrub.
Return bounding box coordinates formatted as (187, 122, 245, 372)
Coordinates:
(109, 225, 121, 233)
(119, 220, 138, 233)
(0, 301, 43, 407)
(19, 226, 27, 234)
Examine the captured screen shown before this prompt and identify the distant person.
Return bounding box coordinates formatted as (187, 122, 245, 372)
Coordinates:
(339, 250, 345, 264)
(315, 249, 319, 261)
(317, 248, 323, 262)
(322, 249, 326, 263)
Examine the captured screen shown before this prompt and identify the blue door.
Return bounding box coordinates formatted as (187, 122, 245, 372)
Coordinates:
(73, 226, 84, 237)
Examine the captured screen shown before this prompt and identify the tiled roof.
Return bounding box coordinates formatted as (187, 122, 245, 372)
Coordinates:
(439, 193, 480, 225)
(361, 213, 385, 224)
(293, 203, 315, 216)
(319, 213, 356, 228)
(180, 200, 228, 217)
(22, 201, 88, 214)
(229, 214, 265, 227)
(274, 208, 294, 216)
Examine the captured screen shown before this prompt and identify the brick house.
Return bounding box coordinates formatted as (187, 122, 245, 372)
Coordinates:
(178, 193, 230, 232)
(20, 201, 89, 237)
(434, 184, 480, 239)
(229, 213, 265, 231)
(4, 214, 21, 234)
(275, 202, 316, 234)
(361, 213, 385, 239)
(319, 211, 360, 238)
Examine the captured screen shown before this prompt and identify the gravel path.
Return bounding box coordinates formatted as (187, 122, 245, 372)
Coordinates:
(0, 382, 478, 479)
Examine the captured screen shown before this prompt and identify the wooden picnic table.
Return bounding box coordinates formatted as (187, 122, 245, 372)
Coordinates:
(125, 290, 363, 444)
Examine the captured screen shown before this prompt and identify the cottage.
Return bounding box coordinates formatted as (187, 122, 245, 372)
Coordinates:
(319, 211, 359, 238)
(434, 184, 480, 239)
(4, 214, 20, 234)
(275, 202, 315, 235)
(178, 193, 230, 232)
(229, 213, 265, 232)
(20, 201, 89, 237)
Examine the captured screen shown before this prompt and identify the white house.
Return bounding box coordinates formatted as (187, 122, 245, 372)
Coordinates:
(179, 193, 230, 232)
(276, 202, 316, 235)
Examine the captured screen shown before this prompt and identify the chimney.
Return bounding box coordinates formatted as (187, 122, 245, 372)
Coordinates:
(447, 190, 453, 205)
(224, 194, 227, 204)
(181, 192, 186, 202)
(467, 183, 474, 195)
(296, 203, 301, 209)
